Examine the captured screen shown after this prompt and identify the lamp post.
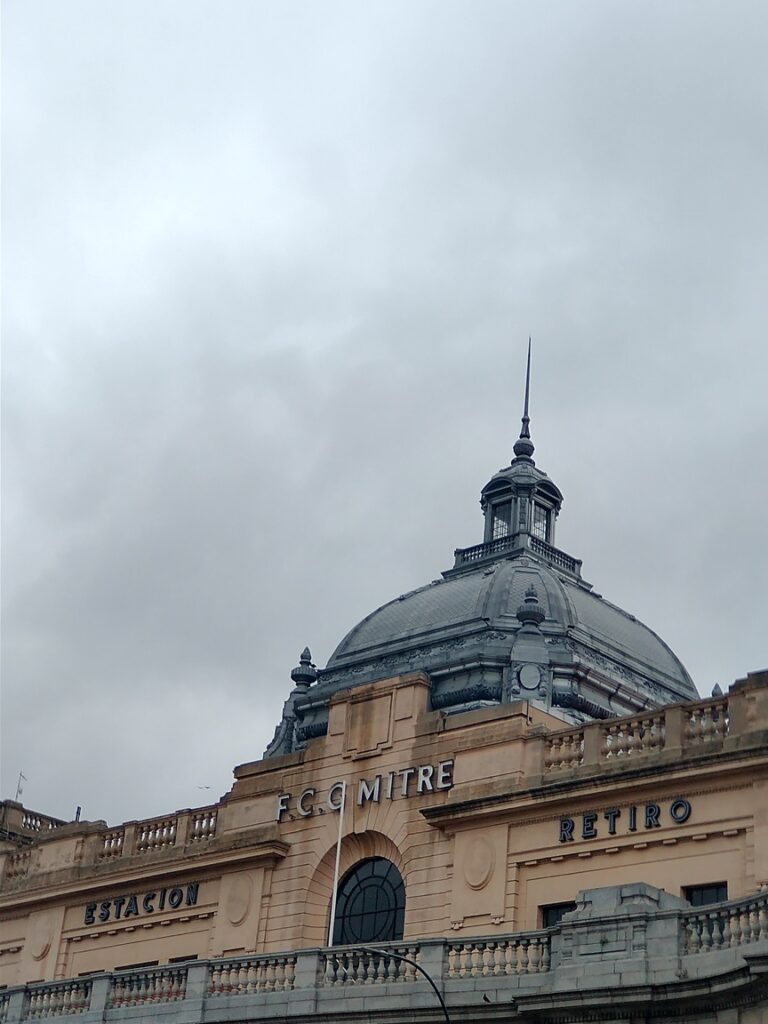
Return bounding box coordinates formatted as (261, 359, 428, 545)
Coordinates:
(357, 946, 450, 1024)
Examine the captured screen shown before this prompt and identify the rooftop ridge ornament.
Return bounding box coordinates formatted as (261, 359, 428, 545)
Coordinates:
(513, 338, 535, 460)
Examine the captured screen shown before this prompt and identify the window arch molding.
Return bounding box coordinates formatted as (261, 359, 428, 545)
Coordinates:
(301, 831, 406, 947)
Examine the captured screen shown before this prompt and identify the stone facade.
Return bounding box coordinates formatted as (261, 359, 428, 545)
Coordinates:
(1, 668, 767, 1022)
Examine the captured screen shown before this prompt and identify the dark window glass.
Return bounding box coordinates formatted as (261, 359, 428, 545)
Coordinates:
(332, 857, 405, 946)
(683, 883, 727, 907)
(541, 902, 576, 928)
(492, 502, 511, 540)
(532, 504, 549, 541)
(114, 961, 159, 972)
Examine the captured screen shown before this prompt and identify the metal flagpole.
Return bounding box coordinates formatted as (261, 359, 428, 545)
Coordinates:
(327, 780, 347, 947)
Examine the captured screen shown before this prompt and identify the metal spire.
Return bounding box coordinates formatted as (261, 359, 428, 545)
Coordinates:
(513, 338, 535, 459)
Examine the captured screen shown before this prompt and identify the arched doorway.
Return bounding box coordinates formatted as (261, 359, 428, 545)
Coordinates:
(332, 857, 405, 946)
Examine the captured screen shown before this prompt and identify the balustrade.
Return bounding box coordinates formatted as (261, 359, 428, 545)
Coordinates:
(602, 714, 665, 759)
(189, 809, 217, 842)
(682, 891, 768, 954)
(108, 967, 187, 1007)
(23, 981, 90, 1019)
(684, 698, 729, 746)
(447, 935, 550, 977)
(0, 994, 9, 1023)
(20, 813, 61, 833)
(528, 537, 580, 574)
(544, 731, 584, 772)
(99, 830, 124, 860)
(208, 956, 296, 995)
(320, 945, 420, 986)
(135, 817, 177, 853)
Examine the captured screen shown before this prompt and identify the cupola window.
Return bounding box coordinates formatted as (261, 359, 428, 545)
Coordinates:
(532, 503, 549, 542)
(492, 501, 512, 540)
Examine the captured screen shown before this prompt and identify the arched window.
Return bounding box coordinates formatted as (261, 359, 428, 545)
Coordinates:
(332, 857, 405, 946)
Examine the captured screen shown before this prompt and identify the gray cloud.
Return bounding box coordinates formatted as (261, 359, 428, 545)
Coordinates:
(2, 0, 767, 823)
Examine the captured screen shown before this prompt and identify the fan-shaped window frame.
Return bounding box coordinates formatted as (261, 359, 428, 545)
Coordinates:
(331, 856, 405, 946)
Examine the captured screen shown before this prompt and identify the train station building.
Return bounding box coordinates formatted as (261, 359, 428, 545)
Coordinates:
(2, 381, 767, 1023)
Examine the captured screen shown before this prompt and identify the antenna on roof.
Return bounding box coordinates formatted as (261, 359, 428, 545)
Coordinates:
(513, 338, 535, 460)
(14, 771, 27, 803)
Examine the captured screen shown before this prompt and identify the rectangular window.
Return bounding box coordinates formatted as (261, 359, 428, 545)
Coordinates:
(492, 502, 511, 540)
(683, 883, 727, 907)
(540, 901, 576, 928)
(168, 955, 198, 964)
(114, 961, 159, 972)
(532, 504, 549, 541)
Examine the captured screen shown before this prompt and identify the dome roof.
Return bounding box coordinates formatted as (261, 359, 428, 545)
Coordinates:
(321, 556, 695, 707)
(264, 344, 697, 759)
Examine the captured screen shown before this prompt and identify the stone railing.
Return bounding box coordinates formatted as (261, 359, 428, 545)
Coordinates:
(682, 890, 768, 954)
(602, 712, 666, 759)
(685, 697, 728, 745)
(135, 816, 178, 853)
(528, 536, 582, 575)
(23, 980, 91, 1019)
(2, 896, 767, 1024)
(20, 812, 63, 834)
(447, 933, 550, 976)
(544, 730, 584, 772)
(543, 695, 731, 776)
(108, 966, 188, 1007)
(99, 829, 124, 860)
(189, 808, 217, 842)
(209, 955, 296, 995)
(320, 945, 420, 986)
(453, 535, 516, 565)
(453, 534, 582, 576)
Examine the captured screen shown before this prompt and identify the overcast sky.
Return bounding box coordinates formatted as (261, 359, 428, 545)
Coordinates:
(2, 1, 767, 826)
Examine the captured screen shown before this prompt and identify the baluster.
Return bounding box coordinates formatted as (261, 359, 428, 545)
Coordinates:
(265, 958, 276, 991)
(386, 952, 397, 982)
(710, 912, 723, 950)
(700, 913, 712, 952)
(687, 920, 700, 954)
(493, 942, 504, 975)
(729, 909, 741, 947)
(740, 909, 750, 946)
(238, 961, 249, 993)
(361, 952, 373, 985)
(377, 951, 387, 982)
(540, 940, 550, 972)
(481, 943, 492, 976)
(447, 946, 456, 979)
(503, 941, 514, 975)
(519, 939, 529, 973)
(275, 958, 287, 991)
(749, 904, 760, 944)
(285, 957, 296, 990)
(241, 962, 253, 994)
(209, 964, 221, 995)
(469, 944, 481, 977)
(528, 938, 541, 972)
(759, 903, 768, 941)
(455, 945, 467, 979)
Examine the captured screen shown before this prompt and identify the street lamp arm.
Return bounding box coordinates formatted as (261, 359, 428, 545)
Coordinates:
(357, 946, 450, 1024)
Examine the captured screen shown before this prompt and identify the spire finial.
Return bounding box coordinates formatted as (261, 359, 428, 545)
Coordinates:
(513, 338, 535, 459)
